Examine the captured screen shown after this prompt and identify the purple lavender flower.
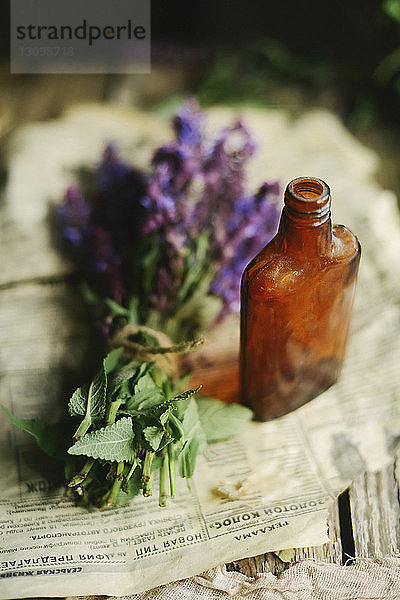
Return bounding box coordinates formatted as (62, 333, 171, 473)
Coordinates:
(57, 99, 282, 333)
(210, 182, 281, 318)
(139, 101, 282, 321)
(172, 98, 204, 147)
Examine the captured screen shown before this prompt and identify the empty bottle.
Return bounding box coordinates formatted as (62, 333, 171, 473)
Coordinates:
(240, 176, 360, 420)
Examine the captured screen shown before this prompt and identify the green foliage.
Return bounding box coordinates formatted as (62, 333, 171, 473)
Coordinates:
(177, 398, 207, 479)
(383, 0, 400, 22)
(5, 344, 254, 510)
(68, 417, 136, 462)
(103, 348, 124, 375)
(178, 436, 203, 479)
(143, 426, 164, 451)
(125, 372, 164, 413)
(104, 298, 130, 318)
(197, 398, 252, 443)
(108, 361, 141, 395)
(195, 39, 332, 107)
(68, 370, 107, 420)
(2, 407, 70, 460)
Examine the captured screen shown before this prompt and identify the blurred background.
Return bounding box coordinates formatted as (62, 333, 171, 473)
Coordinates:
(0, 0, 399, 198)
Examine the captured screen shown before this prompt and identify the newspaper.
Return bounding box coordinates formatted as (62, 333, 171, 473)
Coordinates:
(1, 104, 400, 598)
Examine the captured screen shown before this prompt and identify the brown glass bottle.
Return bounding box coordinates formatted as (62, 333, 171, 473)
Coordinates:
(240, 177, 360, 421)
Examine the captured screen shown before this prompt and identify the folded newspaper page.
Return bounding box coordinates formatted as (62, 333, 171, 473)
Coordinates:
(1, 105, 399, 598)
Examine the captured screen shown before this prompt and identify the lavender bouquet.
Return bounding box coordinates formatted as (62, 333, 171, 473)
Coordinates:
(6, 101, 281, 510)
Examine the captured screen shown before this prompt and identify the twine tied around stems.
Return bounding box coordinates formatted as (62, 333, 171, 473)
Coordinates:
(110, 324, 204, 376)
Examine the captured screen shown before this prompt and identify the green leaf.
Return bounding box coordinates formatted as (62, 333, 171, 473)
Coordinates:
(116, 380, 132, 402)
(124, 372, 164, 412)
(80, 282, 101, 305)
(68, 369, 107, 421)
(108, 361, 140, 395)
(174, 386, 202, 402)
(2, 406, 70, 460)
(104, 298, 130, 317)
(196, 398, 252, 443)
(176, 233, 210, 305)
(182, 398, 207, 445)
(143, 426, 164, 451)
(125, 388, 164, 413)
(178, 438, 202, 479)
(177, 398, 207, 479)
(68, 417, 135, 462)
(128, 296, 140, 323)
(159, 409, 170, 425)
(103, 348, 123, 375)
(167, 274, 222, 340)
(141, 240, 161, 297)
(167, 412, 184, 441)
(136, 372, 158, 393)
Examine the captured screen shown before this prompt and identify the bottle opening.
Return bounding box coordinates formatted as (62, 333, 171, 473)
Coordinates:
(285, 177, 331, 221)
(293, 179, 324, 199)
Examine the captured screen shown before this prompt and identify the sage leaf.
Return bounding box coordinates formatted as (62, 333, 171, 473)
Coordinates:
(177, 398, 207, 479)
(108, 361, 140, 395)
(196, 398, 252, 443)
(68, 369, 107, 421)
(167, 412, 184, 441)
(136, 372, 158, 393)
(68, 417, 135, 462)
(178, 437, 202, 479)
(143, 426, 164, 451)
(103, 347, 123, 375)
(159, 409, 170, 425)
(182, 398, 207, 447)
(125, 372, 163, 412)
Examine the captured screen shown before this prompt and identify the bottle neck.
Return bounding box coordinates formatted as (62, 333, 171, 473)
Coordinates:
(277, 177, 333, 256)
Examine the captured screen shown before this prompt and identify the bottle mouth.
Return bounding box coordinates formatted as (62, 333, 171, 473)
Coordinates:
(285, 177, 331, 220)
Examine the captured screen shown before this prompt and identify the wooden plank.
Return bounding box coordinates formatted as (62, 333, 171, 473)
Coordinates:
(294, 499, 343, 564)
(348, 463, 400, 558)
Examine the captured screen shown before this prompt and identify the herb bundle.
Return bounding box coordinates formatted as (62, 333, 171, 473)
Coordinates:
(6, 101, 281, 510)
(5, 346, 252, 509)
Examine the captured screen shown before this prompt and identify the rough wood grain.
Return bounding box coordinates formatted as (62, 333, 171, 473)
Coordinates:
(348, 462, 400, 559)
(294, 499, 343, 565)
